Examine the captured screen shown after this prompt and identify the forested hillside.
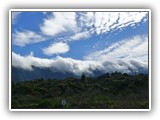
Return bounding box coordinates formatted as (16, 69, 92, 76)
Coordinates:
(11, 72, 149, 109)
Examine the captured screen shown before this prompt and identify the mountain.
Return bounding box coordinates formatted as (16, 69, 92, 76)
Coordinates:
(12, 65, 148, 82)
(12, 66, 78, 81)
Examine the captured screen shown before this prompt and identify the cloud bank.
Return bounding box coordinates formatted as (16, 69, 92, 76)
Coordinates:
(12, 52, 103, 76)
(12, 35, 148, 76)
(12, 52, 148, 77)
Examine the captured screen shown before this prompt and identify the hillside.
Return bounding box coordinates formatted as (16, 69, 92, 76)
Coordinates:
(11, 73, 149, 109)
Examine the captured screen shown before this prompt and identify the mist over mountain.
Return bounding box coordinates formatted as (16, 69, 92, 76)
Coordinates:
(12, 64, 148, 82)
(12, 66, 79, 81)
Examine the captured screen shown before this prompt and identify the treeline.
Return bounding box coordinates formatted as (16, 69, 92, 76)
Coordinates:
(11, 72, 149, 109)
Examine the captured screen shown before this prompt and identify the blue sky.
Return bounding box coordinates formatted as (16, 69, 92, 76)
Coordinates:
(12, 11, 149, 76)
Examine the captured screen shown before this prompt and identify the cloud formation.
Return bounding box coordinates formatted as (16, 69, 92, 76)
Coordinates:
(69, 31, 90, 41)
(12, 35, 148, 76)
(12, 12, 22, 24)
(40, 12, 77, 36)
(42, 42, 69, 56)
(13, 30, 46, 46)
(94, 12, 147, 35)
(12, 12, 148, 57)
(39, 12, 147, 54)
(12, 52, 103, 76)
(40, 12, 147, 41)
(12, 11, 148, 76)
(12, 51, 148, 77)
(85, 35, 148, 63)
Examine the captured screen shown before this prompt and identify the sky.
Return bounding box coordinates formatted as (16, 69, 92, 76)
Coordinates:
(12, 11, 149, 76)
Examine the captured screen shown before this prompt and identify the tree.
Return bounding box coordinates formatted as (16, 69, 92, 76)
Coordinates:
(81, 73, 87, 83)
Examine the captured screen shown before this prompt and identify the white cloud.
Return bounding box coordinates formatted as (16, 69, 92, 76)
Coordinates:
(40, 12, 77, 36)
(94, 12, 119, 35)
(12, 52, 53, 70)
(42, 42, 69, 56)
(78, 12, 95, 29)
(12, 52, 104, 76)
(69, 31, 90, 41)
(40, 11, 148, 39)
(13, 30, 46, 46)
(85, 35, 148, 64)
(65, 12, 95, 41)
(12, 12, 22, 24)
(94, 12, 148, 35)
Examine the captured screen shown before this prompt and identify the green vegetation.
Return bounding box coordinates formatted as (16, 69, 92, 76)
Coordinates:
(11, 72, 149, 109)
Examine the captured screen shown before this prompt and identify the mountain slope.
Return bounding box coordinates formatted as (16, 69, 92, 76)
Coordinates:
(12, 66, 77, 81)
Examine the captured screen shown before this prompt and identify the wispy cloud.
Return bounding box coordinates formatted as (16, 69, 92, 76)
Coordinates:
(69, 31, 90, 41)
(13, 30, 46, 46)
(42, 42, 69, 56)
(85, 35, 148, 63)
(78, 12, 95, 29)
(12, 12, 22, 24)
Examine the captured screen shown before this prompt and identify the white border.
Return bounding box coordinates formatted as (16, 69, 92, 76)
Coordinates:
(9, 9, 151, 111)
